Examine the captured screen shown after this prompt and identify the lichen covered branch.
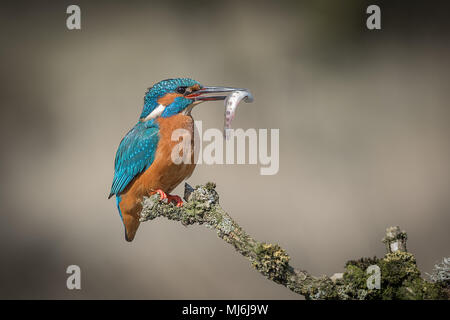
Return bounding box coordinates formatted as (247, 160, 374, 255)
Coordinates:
(139, 183, 448, 300)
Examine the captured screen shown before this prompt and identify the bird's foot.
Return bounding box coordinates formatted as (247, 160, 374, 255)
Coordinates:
(155, 189, 168, 200)
(154, 189, 183, 207)
(167, 194, 183, 207)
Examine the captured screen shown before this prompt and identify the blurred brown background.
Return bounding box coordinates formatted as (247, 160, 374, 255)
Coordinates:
(0, 0, 449, 299)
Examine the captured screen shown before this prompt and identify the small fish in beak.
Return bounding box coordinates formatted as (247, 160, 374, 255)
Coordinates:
(223, 90, 254, 139)
(186, 86, 254, 139)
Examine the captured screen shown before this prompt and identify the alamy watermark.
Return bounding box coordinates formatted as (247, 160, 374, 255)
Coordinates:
(366, 5, 381, 30)
(66, 265, 81, 290)
(171, 121, 280, 175)
(366, 265, 381, 290)
(66, 5, 81, 30)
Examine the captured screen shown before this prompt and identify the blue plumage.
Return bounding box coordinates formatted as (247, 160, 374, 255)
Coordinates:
(161, 96, 193, 118)
(109, 120, 160, 199)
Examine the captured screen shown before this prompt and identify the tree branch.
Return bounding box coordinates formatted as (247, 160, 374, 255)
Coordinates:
(139, 182, 448, 300)
(140, 182, 337, 299)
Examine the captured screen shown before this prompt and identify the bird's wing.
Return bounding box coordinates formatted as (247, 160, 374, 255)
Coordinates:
(109, 121, 160, 198)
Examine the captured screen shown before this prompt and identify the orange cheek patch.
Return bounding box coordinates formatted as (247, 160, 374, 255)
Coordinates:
(157, 93, 183, 106)
(185, 84, 202, 98)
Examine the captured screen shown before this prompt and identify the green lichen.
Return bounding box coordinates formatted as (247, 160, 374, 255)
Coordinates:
(382, 226, 408, 252)
(395, 277, 444, 300)
(252, 243, 290, 284)
(337, 252, 447, 300)
(305, 277, 339, 300)
(344, 265, 368, 288)
(379, 252, 420, 287)
(426, 257, 450, 299)
(345, 256, 379, 271)
(382, 227, 408, 243)
(336, 263, 380, 300)
(427, 257, 450, 285)
(379, 252, 444, 299)
(139, 183, 448, 300)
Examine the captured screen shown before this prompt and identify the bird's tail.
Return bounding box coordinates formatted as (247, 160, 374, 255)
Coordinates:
(116, 195, 140, 242)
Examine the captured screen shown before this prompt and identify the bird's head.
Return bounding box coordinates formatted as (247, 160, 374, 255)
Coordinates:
(139, 77, 245, 121)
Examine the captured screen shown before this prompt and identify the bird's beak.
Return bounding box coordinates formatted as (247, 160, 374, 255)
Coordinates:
(186, 86, 248, 102)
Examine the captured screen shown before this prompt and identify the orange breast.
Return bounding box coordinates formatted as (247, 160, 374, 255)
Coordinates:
(117, 113, 196, 241)
(130, 114, 196, 198)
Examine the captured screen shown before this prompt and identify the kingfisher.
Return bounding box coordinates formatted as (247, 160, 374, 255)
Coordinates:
(109, 78, 244, 242)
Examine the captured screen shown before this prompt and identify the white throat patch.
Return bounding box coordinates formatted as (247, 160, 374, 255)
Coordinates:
(143, 104, 165, 121)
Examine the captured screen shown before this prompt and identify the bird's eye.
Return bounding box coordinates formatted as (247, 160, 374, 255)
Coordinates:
(176, 87, 186, 94)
